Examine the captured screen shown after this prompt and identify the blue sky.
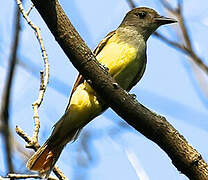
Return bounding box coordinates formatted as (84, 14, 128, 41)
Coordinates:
(1, 0, 208, 179)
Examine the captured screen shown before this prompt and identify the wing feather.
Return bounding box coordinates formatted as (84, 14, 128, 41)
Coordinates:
(65, 31, 116, 111)
(127, 54, 147, 91)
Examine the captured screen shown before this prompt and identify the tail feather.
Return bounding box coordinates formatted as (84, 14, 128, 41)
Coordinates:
(27, 141, 63, 178)
(26, 114, 81, 178)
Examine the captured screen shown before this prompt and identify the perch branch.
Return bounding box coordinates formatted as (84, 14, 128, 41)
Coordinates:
(7, 173, 57, 180)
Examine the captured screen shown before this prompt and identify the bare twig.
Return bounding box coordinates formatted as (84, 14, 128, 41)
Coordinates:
(158, 0, 208, 74)
(153, 31, 187, 52)
(26, 3, 35, 16)
(160, 0, 191, 48)
(125, 0, 136, 9)
(53, 167, 68, 180)
(0, 5, 21, 173)
(7, 173, 57, 180)
(15, 126, 67, 179)
(15, 126, 39, 149)
(30, 71, 44, 146)
(154, 31, 208, 74)
(157, 0, 208, 106)
(126, 0, 136, 8)
(159, 0, 176, 13)
(16, 0, 49, 147)
(0, 176, 9, 180)
(14, 1, 67, 179)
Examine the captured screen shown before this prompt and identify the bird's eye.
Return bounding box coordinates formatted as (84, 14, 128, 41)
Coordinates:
(138, 12, 146, 19)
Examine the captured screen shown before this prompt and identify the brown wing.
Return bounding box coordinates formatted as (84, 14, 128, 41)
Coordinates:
(65, 31, 116, 112)
(93, 31, 115, 55)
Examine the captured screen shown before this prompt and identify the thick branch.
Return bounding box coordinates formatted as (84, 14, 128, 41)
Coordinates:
(0, 5, 21, 173)
(158, 0, 208, 75)
(31, 0, 208, 179)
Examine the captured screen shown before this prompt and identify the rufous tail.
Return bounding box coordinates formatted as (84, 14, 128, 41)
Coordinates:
(26, 141, 63, 178)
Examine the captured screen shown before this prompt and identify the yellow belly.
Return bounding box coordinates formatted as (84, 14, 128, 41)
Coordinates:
(68, 37, 141, 121)
(97, 36, 141, 89)
(69, 82, 102, 120)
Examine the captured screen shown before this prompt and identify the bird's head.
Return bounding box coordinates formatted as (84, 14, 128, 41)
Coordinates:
(120, 7, 177, 40)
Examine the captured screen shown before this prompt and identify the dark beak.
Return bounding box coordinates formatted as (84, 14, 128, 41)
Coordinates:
(154, 16, 177, 25)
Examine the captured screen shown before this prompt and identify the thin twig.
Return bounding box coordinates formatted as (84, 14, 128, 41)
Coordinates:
(159, 0, 176, 13)
(153, 31, 206, 70)
(156, 1, 208, 106)
(153, 31, 187, 53)
(15, 126, 67, 179)
(159, 0, 192, 50)
(0, 4, 21, 173)
(15, 126, 39, 149)
(14, 1, 66, 179)
(7, 173, 57, 180)
(16, 0, 49, 147)
(26, 3, 34, 16)
(53, 167, 68, 180)
(31, 71, 44, 145)
(158, 0, 208, 74)
(175, 7, 192, 51)
(0, 176, 9, 180)
(125, 0, 136, 9)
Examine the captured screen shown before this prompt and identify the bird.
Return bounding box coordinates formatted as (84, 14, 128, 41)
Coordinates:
(27, 7, 176, 177)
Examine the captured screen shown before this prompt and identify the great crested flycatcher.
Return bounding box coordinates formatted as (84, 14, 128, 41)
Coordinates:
(27, 7, 176, 177)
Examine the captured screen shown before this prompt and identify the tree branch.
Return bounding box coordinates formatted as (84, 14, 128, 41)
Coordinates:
(7, 173, 57, 180)
(0, 5, 21, 173)
(15, 126, 67, 180)
(30, 0, 208, 179)
(16, 0, 50, 148)
(158, 0, 208, 75)
(15, 1, 67, 179)
(125, 0, 137, 9)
